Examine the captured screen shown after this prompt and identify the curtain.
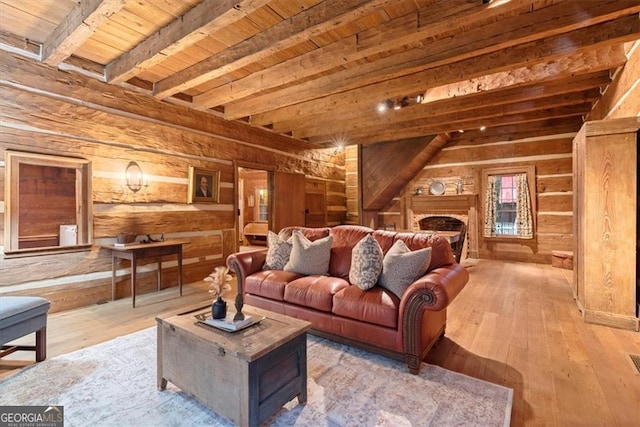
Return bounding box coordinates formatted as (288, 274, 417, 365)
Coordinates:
(484, 173, 534, 238)
(515, 173, 533, 239)
(484, 175, 498, 237)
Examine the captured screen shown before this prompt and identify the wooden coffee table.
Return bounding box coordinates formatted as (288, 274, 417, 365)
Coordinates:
(156, 304, 311, 427)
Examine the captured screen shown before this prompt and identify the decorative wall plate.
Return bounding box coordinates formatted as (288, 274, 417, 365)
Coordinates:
(429, 181, 445, 195)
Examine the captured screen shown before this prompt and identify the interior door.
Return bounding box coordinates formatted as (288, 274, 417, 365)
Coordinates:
(305, 178, 327, 227)
(273, 171, 305, 232)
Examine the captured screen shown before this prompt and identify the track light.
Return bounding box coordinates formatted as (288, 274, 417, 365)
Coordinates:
(377, 94, 422, 113)
(377, 99, 394, 113)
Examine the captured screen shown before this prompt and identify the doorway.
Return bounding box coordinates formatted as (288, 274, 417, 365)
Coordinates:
(238, 167, 269, 249)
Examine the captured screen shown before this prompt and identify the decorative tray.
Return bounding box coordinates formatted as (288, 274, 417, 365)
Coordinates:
(194, 312, 264, 332)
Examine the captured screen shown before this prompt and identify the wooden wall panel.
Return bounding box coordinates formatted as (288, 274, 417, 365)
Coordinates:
(0, 51, 346, 312)
(381, 122, 577, 263)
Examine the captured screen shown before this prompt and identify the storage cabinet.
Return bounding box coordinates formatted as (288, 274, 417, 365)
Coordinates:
(573, 117, 639, 331)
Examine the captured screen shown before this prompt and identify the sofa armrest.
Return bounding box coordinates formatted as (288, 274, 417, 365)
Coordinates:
(226, 249, 268, 289)
(398, 263, 469, 371)
(401, 263, 469, 313)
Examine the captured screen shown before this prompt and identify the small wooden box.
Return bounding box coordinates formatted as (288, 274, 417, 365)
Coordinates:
(551, 250, 573, 270)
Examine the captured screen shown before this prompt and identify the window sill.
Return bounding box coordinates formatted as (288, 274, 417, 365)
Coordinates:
(483, 235, 535, 242)
(2, 244, 93, 259)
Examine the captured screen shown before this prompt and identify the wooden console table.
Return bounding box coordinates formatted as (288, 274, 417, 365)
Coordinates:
(102, 240, 186, 308)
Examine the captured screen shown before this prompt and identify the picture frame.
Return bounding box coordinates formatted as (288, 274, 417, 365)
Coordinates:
(188, 166, 220, 203)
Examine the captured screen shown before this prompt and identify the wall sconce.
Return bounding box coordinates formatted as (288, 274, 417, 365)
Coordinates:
(125, 161, 148, 193)
(414, 187, 424, 196)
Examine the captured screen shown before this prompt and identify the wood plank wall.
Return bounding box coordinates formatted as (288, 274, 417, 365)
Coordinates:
(0, 51, 345, 312)
(344, 145, 359, 225)
(379, 120, 578, 264)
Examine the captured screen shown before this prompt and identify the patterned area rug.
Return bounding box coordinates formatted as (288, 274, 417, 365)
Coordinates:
(0, 328, 512, 426)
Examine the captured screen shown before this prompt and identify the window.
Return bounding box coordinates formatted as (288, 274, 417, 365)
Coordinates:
(4, 151, 92, 255)
(482, 166, 535, 239)
(256, 188, 268, 221)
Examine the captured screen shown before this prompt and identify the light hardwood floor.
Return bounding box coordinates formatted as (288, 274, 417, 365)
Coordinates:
(2, 259, 639, 426)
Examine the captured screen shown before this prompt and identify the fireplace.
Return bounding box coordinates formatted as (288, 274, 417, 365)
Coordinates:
(407, 194, 478, 258)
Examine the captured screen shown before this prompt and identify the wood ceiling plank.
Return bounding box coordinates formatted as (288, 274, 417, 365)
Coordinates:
(152, 0, 397, 99)
(42, 0, 128, 66)
(73, 36, 126, 64)
(106, 0, 271, 84)
(0, 2, 60, 43)
(237, 15, 639, 124)
(280, 72, 611, 137)
(275, 49, 622, 136)
(124, 0, 176, 26)
(196, 0, 540, 109)
(303, 91, 600, 142)
(340, 104, 593, 145)
(447, 118, 584, 147)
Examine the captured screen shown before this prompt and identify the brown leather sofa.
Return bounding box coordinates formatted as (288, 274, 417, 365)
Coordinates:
(227, 225, 469, 374)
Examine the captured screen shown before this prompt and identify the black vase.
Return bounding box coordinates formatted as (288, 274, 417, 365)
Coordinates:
(212, 296, 227, 319)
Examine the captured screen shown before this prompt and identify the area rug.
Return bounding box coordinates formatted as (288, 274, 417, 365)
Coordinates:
(0, 328, 512, 426)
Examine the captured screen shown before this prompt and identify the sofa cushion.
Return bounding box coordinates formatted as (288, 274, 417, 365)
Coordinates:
(245, 270, 303, 301)
(329, 225, 374, 280)
(378, 240, 432, 298)
(284, 231, 333, 276)
(373, 230, 454, 271)
(332, 285, 399, 328)
(284, 276, 350, 312)
(349, 235, 383, 290)
(262, 231, 292, 270)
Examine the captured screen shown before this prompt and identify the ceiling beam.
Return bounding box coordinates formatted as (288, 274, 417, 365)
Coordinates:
(446, 117, 583, 146)
(105, 0, 271, 84)
(233, 15, 639, 123)
(314, 90, 601, 141)
(276, 50, 621, 137)
(336, 103, 594, 145)
(193, 0, 546, 109)
(226, 2, 640, 121)
(289, 77, 608, 139)
(152, 0, 395, 99)
(42, 0, 127, 66)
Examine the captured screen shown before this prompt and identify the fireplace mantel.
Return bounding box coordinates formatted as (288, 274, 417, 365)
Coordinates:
(410, 194, 477, 214)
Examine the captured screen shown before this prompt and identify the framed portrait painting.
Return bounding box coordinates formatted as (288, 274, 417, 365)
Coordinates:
(188, 167, 220, 203)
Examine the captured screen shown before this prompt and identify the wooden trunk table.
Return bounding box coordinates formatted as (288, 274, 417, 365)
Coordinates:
(156, 304, 311, 427)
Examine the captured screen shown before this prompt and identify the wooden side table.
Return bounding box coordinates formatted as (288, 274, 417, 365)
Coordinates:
(101, 240, 186, 308)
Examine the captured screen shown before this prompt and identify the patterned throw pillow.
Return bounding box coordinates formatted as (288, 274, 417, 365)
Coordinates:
(284, 231, 333, 276)
(349, 235, 383, 290)
(262, 231, 292, 270)
(378, 240, 432, 298)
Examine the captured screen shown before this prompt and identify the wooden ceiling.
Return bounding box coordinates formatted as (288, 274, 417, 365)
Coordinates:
(0, 0, 639, 148)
